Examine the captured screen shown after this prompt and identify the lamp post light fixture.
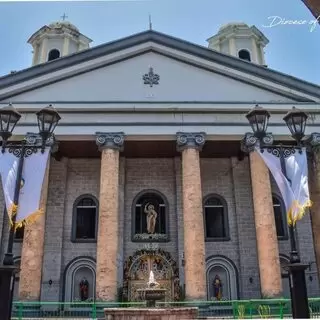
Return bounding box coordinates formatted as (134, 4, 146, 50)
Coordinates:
(0, 103, 61, 320)
(242, 104, 320, 319)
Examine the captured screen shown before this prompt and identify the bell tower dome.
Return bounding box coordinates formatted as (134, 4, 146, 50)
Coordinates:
(28, 18, 92, 66)
(207, 22, 269, 66)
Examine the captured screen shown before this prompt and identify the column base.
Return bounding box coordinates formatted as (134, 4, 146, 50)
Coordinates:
(287, 263, 310, 319)
(0, 265, 17, 320)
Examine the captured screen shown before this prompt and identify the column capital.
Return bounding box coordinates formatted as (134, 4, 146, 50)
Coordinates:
(96, 132, 125, 151)
(25, 132, 59, 154)
(176, 132, 206, 152)
(306, 132, 320, 153)
(240, 132, 274, 153)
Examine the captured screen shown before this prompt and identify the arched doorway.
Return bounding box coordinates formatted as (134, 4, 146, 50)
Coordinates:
(123, 249, 180, 302)
(206, 255, 238, 301)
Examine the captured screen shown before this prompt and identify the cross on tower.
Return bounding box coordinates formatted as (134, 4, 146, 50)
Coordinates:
(61, 13, 68, 21)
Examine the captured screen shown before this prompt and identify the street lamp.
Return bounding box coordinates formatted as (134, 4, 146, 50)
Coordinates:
(242, 104, 320, 319)
(0, 103, 61, 320)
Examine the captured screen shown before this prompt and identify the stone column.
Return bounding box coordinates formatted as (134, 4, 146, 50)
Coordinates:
(310, 148, 320, 282)
(176, 132, 206, 300)
(95, 132, 124, 301)
(249, 151, 282, 298)
(18, 134, 54, 300)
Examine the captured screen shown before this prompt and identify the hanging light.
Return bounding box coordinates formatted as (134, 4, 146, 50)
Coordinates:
(245, 105, 270, 138)
(36, 105, 61, 146)
(0, 103, 21, 143)
(283, 107, 308, 143)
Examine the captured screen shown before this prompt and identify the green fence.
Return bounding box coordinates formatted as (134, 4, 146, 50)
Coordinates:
(10, 298, 320, 319)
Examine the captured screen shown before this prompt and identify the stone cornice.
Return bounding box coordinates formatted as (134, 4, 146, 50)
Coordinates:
(96, 132, 125, 151)
(176, 132, 206, 152)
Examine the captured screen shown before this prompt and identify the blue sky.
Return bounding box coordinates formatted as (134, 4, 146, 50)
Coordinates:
(0, 0, 319, 84)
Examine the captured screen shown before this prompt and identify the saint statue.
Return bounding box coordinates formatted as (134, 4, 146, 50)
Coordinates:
(79, 277, 89, 301)
(144, 203, 158, 234)
(213, 275, 222, 301)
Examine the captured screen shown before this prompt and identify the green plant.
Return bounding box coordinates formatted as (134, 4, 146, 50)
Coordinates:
(237, 304, 246, 319)
(258, 304, 271, 318)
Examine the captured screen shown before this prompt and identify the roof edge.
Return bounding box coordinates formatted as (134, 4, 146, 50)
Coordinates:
(1, 29, 319, 100)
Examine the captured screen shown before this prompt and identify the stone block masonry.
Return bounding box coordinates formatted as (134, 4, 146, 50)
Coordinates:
(104, 307, 198, 320)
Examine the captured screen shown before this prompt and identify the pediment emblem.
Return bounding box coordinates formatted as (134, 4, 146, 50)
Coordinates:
(142, 67, 160, 87)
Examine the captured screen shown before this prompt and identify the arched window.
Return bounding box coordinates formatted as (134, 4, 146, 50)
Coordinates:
(48, 49, 60, 61)
(14, 226, 24, 241)
(272, 194, 288, 240)
(132, 190, 169, 242)
(71, 195, 98, 242)
(203, 195, 230, 241)
(238, 49, 251, 62)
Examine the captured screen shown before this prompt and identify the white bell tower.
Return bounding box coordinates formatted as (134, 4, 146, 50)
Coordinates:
(207, 22, 269, 66)
(28, 16, 92, 66)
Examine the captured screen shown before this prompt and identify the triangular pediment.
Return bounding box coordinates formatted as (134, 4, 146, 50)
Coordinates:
(0, 31, 319, 103)
(1, 52, 302, 103)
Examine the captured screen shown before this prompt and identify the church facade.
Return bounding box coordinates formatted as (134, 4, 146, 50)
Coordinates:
(0, 20, 320, 304)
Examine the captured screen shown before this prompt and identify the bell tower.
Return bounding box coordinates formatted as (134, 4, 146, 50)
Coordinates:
(28, 16, 92, 66)
(207, 22, 269, 66)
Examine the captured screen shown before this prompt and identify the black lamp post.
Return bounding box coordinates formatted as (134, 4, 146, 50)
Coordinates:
(242, 104, 320, 319)
(0, 103, 61, 320)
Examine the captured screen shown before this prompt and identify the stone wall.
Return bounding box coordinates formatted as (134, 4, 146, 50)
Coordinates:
(123, 158, 178, 260)
(0, 155, 319, 301)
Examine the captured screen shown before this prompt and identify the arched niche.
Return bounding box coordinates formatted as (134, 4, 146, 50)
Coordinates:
(206, 255, 238, 300)
(131, 189, 170, 242)
(64, 257, 96, 302)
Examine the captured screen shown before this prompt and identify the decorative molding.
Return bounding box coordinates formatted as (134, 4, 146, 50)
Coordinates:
(266, 147, 296, 159)
(306, 132, 320, 153)
(25, 132, 59, 154)
(95, 132, 125, 151)
(176, 132, 206, 152)
(142, 67, 160, 87)
(123, 248, 180, 301)
(132, 233, 169, 242)
(240, 132, 274, 153)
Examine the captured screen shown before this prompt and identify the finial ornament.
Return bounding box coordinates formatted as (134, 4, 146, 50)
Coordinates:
(96, 132, 125, 151)
(149, 14, 152, 30)
(176, 132, 206, 152)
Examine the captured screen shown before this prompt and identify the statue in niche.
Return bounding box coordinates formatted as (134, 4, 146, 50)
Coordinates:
(213, 275, 222, 301)
(79, 277, 89, 301)
(144, 203, 158, 234)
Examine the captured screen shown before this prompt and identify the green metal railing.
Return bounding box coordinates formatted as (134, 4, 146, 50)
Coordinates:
(10, 298, 320, 319)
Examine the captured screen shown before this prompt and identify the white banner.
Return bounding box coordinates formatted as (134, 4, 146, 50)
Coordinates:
(285, 148, 311, 224)
(256, 147, 311, 225)
(0, 148, 50, 225)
